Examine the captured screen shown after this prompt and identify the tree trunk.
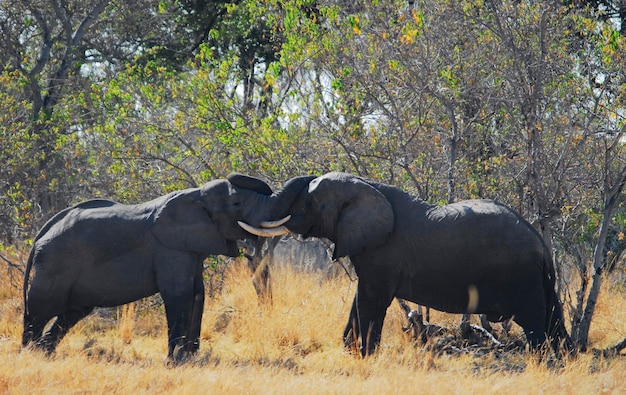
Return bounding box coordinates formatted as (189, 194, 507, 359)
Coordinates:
(26, 0, 111, 217)
(574, 206, 610, 350)
(575, 162, 626, 350)
(619, 0, 626, 36)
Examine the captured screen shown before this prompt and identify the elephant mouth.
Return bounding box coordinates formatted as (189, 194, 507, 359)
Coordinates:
(237, 215, 291, 237)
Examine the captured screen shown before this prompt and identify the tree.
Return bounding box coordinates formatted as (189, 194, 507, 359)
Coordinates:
(565, 0, 626, 34)
(0, 0, 111, 241)
(0, 0, 291, 240)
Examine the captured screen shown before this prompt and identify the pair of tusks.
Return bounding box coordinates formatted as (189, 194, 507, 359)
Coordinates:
(238, 215, 291, 237)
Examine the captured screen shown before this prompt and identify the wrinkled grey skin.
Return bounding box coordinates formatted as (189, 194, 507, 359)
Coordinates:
(261, 172, 573, 357)
(23, 174, 272, 361)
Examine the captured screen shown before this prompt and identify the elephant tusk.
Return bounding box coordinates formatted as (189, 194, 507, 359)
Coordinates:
(260, 215, 291, 228)
(238, 221, 290, 237)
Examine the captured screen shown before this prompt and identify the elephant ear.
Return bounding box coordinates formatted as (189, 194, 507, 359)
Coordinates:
(311, 175, 394, 258)
(152, 191, 228, 255)
(227, 172, 273, 195)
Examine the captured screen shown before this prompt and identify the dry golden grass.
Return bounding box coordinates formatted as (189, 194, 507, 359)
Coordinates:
(2, 253, 626, 394)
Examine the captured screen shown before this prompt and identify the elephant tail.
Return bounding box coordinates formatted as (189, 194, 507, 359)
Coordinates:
(543, 250, 575, 354)
(22, 243, 36, 321)
(22, 209, 65, 321)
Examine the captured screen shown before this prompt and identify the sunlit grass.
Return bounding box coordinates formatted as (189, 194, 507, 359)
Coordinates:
(2, 252, 626, 394)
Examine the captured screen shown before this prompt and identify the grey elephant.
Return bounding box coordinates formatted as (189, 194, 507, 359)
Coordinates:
(23, 174, 283, 361)
(237, 172, 574, 357)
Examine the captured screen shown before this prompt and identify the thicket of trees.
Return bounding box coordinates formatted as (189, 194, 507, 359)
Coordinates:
(2, 0, 626, 350)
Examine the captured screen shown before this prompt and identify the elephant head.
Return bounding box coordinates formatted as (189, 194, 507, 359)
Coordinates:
(152, 174, 277, 257)
(239, 172, 394, 258)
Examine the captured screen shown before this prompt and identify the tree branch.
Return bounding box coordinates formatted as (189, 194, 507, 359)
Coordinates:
(0, 250, 24, 275)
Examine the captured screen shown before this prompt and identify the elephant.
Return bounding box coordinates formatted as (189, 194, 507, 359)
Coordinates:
(22, 174, 283, 361)
(237, 172, 574, 357)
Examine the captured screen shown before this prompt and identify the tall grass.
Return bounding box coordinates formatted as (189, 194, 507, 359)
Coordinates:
(2, 255, 625, 394)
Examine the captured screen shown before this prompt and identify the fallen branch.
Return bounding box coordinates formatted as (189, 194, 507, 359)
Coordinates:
(467, 323, 502, 347)
(593, 337, 626, 359)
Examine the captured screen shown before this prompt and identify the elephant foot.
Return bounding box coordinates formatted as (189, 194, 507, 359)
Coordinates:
(41, 339, 60, 356)
(167, 342, 200, 365)
(22, 337, 57, 357)
(342, 329, 361, 357)
(460, 320, 472, 339)
(21, 331, 36, 348)
(22, 318, 47, 349)
(185, 340, 200, 354)
(167, 345, 189, 366)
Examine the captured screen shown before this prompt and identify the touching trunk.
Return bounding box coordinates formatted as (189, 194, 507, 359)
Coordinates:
(230, 174, 315, 237)
(238, 175, 316, 237)
(269, 175, 317, 219)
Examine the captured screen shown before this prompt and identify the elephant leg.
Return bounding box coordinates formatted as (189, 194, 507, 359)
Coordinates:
(362, 312, 387, 357)
(479, 314, 494, 334)
(459, 313, 472, 338)
(523, 327, 547, 351)
(22, 313, 50, 349)
(349, 283, 392, 357)
(23, 281, 68, 349)
(161, 295, 191, 361)
(342, 297, 359, 353)
(515, 313, 548, 352)
(155, 251, 199, 361)
(184, 263, 205, 354)
(41, 307, 94, 354)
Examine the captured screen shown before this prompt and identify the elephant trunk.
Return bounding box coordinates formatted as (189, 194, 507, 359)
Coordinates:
(235, 175, 315, 237)
(227, 173, 278, 231)
(269, 175, 316, 219)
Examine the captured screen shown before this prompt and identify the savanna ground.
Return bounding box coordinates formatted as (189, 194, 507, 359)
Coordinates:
(1, 250, 626, 394)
